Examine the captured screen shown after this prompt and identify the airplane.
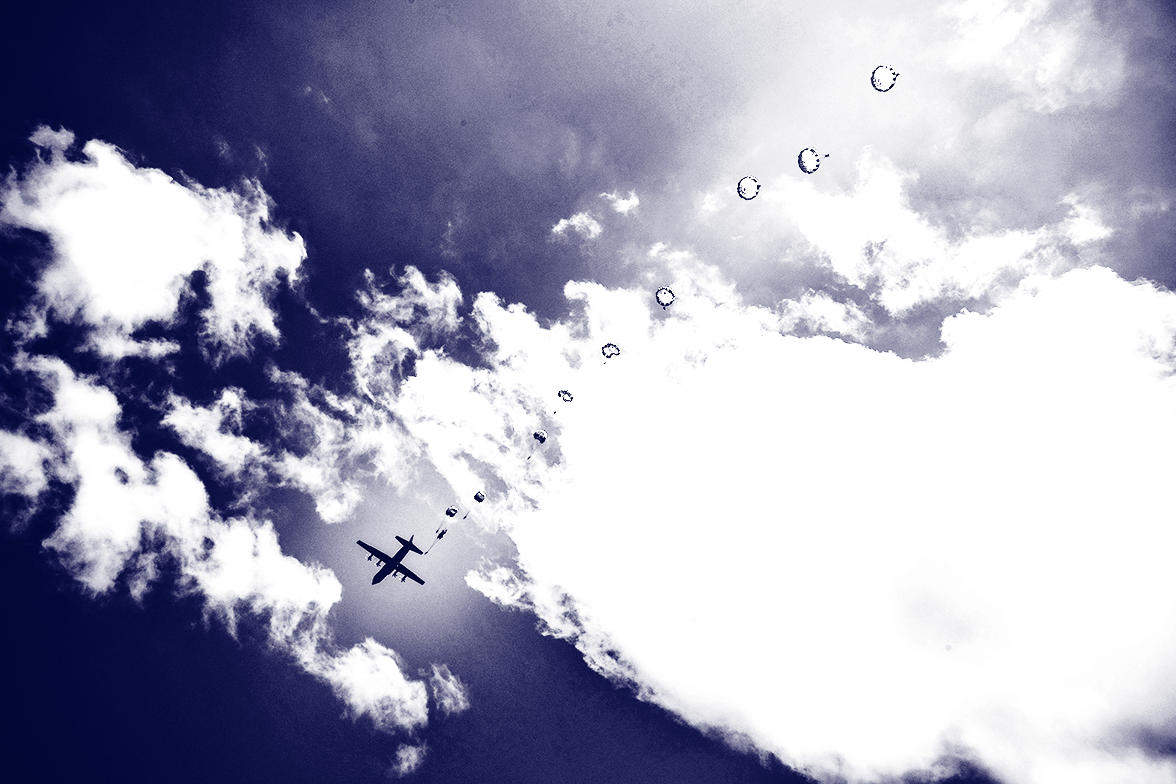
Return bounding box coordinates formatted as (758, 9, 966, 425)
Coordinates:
(357, 536, 425, 586)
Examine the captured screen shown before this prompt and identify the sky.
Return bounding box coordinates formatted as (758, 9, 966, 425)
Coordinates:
(2, 0, 1176, 782)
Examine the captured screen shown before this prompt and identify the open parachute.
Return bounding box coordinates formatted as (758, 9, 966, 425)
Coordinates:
(558, 390, 573, 402)
(430, 504, 461, 545)
(737, 176, 760, 200)
(871, 65, 899, 92)
(527, 428, 548, 460)
(797, 148, 830, 174)
(601, 343, 621, 359)
(655, 287, 675, 309)
(429, 492, 487, 550)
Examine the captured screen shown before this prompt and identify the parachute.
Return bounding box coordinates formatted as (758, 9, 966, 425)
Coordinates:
(558, 390, 573, 403)
(601, 343, 621, 359)
(655, 287, 675, 309)
(431, 492, 486, 549)
(527, 428, 548, 460)
(434, 504, 460, 538)
(871, 65, 899, 92)
(737, 176, 760, 200)
(797, 147, 829, 174)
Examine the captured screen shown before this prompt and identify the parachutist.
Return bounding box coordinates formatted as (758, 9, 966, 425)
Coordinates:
(528, 429, 548, 459)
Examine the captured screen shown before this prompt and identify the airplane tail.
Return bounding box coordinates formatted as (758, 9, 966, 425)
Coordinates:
(396, 534, 424, 555)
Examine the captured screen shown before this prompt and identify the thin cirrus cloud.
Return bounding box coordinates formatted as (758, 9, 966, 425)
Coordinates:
(0, 129, 463, 753)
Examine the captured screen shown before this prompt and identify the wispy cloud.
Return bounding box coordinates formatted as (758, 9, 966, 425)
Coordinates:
(427, 663, 471, 717)
(551, 212, 603, 240)
(600, 190, 639, 215)
(390, 743, 427, 778)
(0, 127, 304, 362)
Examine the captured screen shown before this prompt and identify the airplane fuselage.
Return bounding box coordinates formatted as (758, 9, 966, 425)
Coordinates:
(357, 536, 425, 586)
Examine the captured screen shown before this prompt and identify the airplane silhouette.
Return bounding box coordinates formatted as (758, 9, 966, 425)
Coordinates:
(357, 536, 425, 585)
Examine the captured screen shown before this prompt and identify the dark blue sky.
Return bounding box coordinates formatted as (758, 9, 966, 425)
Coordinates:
(3, 1, 1176, 783)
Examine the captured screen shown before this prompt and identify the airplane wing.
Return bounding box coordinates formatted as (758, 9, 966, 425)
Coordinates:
(395, 564, 425, 585)
(357, 540, 392, 563)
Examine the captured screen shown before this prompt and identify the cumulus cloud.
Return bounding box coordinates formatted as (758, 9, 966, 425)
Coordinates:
(551, 212, 603, 240)
(349, 266, 463, 401)
(299, 639, 429, 734)
(0, 126, 304, 361)
(10, 354, 432, 739)
(358, 254, 1176, 784)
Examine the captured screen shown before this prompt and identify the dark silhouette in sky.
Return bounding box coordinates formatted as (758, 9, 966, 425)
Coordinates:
(357, 537, 425, 585)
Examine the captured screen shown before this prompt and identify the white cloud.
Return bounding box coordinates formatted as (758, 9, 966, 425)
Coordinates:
(600, 190, 639, 215)
(390, 743, 427, 778)
(360, 259, 1176, 784)
(163, 373, 369, 524)
(17, 355, 434, 740)
(0, 429, 51, 501)
(0, 127, 304, 360)
(163, 389, 266, 477)
(778, 289, 872, 340)
(551, 211, 603, 240)
(1060, 192, 1113, 244)
(465, 563, 529, 608)
(88, 332, 180, 360)
(940, 0, 1127, 113)
(427, 663, 471, 717)
(780, 150, 1107, 316)
(298, 638, 429, 734)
